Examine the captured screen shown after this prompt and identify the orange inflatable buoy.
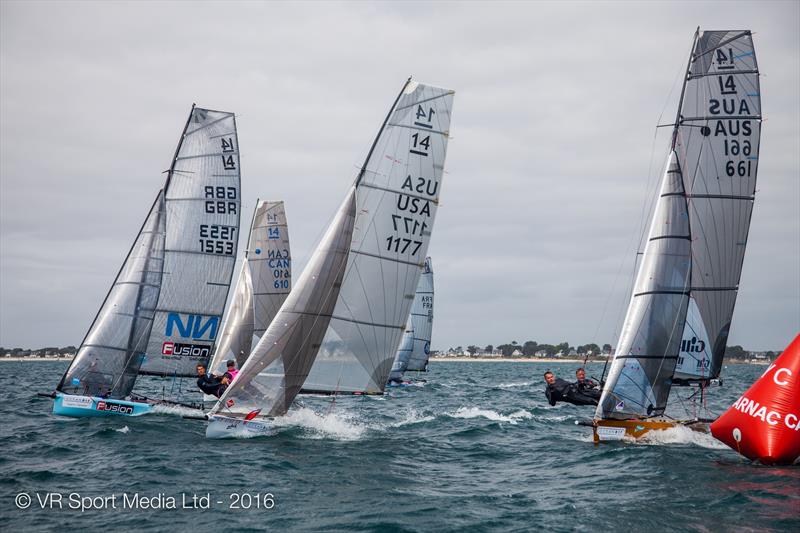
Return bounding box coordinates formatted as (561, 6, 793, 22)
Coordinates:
(711, 333, 800, 465)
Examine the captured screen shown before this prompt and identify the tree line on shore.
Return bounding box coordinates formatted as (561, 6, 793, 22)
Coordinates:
(434, 341, 779, 361)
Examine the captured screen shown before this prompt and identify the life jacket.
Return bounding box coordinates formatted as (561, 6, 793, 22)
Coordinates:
(225, 368, 239, 381)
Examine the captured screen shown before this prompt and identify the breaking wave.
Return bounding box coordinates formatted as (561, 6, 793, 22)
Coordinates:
(448, 407, 533, 425)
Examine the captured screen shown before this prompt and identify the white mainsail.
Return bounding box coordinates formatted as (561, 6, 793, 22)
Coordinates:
(209, 200, 291, 374)
(404, 257, 435, 372)
(597, 29, 761, 419)
(302, 80, 454, 394)
(138, 107, 242, 377)
(672, 30, 761, 382)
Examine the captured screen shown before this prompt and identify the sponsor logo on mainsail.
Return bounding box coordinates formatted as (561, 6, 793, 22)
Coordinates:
(161, 342, 212, 358)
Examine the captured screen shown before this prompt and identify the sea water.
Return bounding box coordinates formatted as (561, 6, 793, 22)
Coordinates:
(2, 361, 798, 531)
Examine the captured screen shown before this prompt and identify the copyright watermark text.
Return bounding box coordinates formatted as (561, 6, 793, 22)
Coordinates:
(13, 492, 275, 512)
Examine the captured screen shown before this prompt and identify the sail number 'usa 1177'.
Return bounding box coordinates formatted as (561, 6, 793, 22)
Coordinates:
(385, 103, 439, 257)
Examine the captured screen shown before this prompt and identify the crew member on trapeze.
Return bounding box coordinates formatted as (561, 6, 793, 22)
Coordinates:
(196, 364, 230, 398)
(543, 371, 600, 406)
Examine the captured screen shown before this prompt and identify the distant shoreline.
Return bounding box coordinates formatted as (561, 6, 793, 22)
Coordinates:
(431, 357, 587, 363)
(1, 357, 73, 362)
(430, 357, 768, 365)
(0, 356, 769, 366)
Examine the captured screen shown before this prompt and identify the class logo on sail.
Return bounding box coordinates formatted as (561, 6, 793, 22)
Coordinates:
(165, 313, 220, 340)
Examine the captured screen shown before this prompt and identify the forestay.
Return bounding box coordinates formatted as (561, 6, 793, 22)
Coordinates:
(138, 107, 241, 377)
(672, 30, 761, 382)
(210, 189, 355, 417)
(210, 201, 291, 374)
(597, 152, 691, 419)
(302, 80, 454, 394)
(404, 257, 435, 372)
(57, 191, 167, 399)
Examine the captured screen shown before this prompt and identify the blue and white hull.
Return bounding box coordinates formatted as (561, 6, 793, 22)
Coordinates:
(52, 393, 152, 418)
(205, 414, 273, 439)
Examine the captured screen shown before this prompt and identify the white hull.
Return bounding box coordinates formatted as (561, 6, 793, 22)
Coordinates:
(205, 414, 274, 439)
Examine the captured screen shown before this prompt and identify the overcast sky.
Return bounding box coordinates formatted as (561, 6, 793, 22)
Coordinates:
(1, 1, 798, 351)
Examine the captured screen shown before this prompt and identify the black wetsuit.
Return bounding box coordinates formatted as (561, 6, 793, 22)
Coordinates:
(197, 374, 223, 397)
(545, 378, 599, 406)
(575, 378, 602, 402)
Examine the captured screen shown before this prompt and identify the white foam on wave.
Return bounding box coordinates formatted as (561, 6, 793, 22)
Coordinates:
(389, 409, 435, 428)
(274, 406, 367, 441)
(635, 425, 728, 449)
(150, 403, 207, 418)
(497, 381, 534, 389)
(448, 407, 533, 425)
(114, 426, 130, 434)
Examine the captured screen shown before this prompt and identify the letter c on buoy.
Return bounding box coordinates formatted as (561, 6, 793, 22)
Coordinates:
(786, 414, 798, 430)
(732, 427, 742, 443)
(774, 368, 792, 386)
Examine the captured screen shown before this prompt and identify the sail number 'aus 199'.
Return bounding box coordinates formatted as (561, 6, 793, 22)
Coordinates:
(707, 47, 757, 179)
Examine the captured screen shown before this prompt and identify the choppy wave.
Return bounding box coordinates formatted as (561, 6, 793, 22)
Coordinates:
(448, 407, 533, 425)
(274, 406, 368, 440)
(636, 425, 729, 449)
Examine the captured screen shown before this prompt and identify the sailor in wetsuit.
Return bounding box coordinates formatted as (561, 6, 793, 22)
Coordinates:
(543, 371, 599, 406)
(196, 364, 229, 398)
(574, 367, 602, 402)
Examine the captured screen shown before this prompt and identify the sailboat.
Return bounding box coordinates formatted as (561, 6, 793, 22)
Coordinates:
(48, 105, 242, 417)
(388, 257, 434, 384)
(203, 79, 455, 437)
(589, 28, 761, 442)
(208, 200, 291, 376)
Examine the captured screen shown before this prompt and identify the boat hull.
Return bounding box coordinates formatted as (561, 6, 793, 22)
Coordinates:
(205, 414, 274, 439)
(592, 418, 711, 443)
(53, 393, 151, 418)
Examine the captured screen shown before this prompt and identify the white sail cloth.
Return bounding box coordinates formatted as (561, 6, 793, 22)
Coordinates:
(210, 201, 291, 374)
(403, 257, 435, 372)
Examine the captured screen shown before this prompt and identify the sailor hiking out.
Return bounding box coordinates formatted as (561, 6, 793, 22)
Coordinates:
(543, 371, 600, 406)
